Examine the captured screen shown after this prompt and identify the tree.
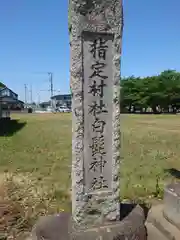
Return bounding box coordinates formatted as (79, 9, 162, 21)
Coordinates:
(121, 70, 180, 113)
(0, 82, 6, 88)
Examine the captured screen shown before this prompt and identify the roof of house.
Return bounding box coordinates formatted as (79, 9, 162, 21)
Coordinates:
(0, 86, 18, 96)
(17, 100, 24, 104)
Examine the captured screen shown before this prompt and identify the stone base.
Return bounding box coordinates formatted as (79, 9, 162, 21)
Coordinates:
(31, 205, 147, 240)
(71, 223, 146, 240)
(163, 182, 180, 229)
(71, 205, 147, 240)
(147, 204, 180, 240)
(31, 212, 71, 240)
(146, 222, 168, 240)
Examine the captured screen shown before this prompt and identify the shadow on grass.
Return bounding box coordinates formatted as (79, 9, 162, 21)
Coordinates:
(0, 119, 26, 136)
(164, 168, 180, 179)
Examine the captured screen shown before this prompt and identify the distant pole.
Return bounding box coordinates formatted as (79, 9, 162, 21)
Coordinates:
(24, 84, 27, 104)
(48, 72, 53, 107)
(30, 84, 33, 103)
(48, 72, 53, 98)
(38, 93, 41, 106)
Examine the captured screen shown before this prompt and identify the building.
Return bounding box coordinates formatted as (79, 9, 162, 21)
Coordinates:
(39, 101, 51, 109)
(0, 86, 21, 119)
(51, 94, 71, 109)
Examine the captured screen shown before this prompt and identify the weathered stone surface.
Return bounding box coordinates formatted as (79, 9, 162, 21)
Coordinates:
(147, 204, 180, 240)
(83, 32, 114, 193)
(69, 0, 123, 228)
(146, 223, 168, 240)
(71, 205, 147, 240)
(31, 206, 147, 240)
(31, 212, 71, 240)
(163, 182, 180, 229)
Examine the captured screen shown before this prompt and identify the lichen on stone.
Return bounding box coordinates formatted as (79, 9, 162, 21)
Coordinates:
(68, 0, 72, 34)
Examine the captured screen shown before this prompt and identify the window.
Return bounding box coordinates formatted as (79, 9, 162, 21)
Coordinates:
(1, 89, 10, 97)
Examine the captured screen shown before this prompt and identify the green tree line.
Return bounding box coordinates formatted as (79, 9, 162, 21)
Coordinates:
(121, 70, 180, 113)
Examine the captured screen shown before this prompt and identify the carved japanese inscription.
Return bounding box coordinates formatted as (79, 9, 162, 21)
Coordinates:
(83, 32, 113, 193)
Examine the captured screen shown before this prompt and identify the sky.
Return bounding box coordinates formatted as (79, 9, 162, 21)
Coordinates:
(0, 0, 180, 102)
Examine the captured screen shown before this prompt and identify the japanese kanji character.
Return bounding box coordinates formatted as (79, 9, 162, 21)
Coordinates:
(90, 176, 108, 191)
(88, 80, 106, 97)
(90, 61, 108, 80)
(88, 100, 108, 116)
(89, 156, 107, 173)
(92, 117, 106, 133)
(90, 38, 108, 60)
(89, 135, 106, 157)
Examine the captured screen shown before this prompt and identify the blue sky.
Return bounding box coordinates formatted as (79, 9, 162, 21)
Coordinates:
(0, 0, 180, 102)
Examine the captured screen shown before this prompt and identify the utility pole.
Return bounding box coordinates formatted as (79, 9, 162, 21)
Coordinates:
(30, 84, 33, 103)
(48, 72, 53, 108)
(38, 93, 40, 104)
(37, 93, 41, 107)
(24, 84, 27, 105)
(48, 72, 53, 98)
(34, 72, 55, 109)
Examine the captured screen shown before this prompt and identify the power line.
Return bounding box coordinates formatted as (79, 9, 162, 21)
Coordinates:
(40, 89, 60, 93)
(38, 72, 54, 99)
(33, 72, 60, 108)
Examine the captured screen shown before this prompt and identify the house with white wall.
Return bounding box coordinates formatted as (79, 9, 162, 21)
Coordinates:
(0, 86, 19, 119)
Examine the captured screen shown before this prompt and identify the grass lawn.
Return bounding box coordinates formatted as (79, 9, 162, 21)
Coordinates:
(1, 113, 180, 235)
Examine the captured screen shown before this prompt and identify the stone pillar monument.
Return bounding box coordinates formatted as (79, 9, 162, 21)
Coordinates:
(30, 1, 147, 239)
(69, 0, 123, 228)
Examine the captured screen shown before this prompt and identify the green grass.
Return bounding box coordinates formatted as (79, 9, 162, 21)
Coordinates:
(121, 114, 180, 200)
(0, 114, 72, 208)
(0, 114, 72, 236)
(1, 113, 180, 235)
